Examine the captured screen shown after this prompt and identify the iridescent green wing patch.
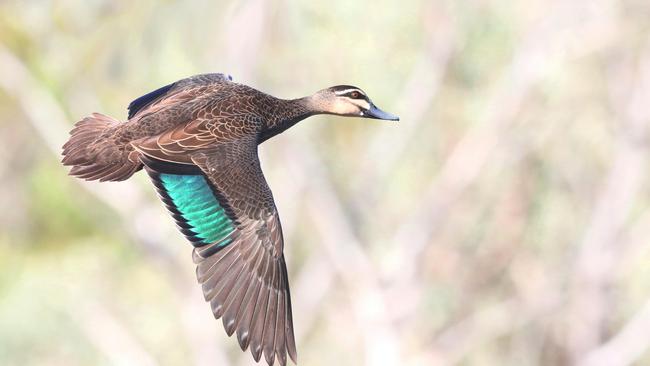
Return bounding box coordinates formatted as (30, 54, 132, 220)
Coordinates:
(144, 160, 235, 248)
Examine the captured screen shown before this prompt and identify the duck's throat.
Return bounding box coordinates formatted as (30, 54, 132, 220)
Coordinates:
(259, 97, 315, 143)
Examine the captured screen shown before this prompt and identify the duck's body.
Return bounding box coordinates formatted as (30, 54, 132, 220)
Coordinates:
(61, 73, 398, 366)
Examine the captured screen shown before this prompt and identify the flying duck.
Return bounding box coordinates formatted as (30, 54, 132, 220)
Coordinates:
(61, 73, 399, 365)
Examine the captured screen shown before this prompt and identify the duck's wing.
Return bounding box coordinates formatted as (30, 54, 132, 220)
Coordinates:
(127, 73, 233, 120)
(141, 136, 296, 366)
(132, 117, 218, 163)
(131, 107, 259, 164)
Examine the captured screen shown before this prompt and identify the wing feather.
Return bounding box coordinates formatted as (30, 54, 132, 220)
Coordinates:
(127, 73, 232, 119)
(142, 135, 296, 366)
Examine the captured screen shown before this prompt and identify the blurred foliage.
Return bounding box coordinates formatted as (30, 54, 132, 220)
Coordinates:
(1, 0, 650, 365)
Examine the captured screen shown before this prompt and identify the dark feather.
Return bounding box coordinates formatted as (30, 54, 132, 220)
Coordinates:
(127, 82, 176, 119)
(62, 113, 141, 182)
(140, 155, 202, 175)
(263, 262, 279, 366)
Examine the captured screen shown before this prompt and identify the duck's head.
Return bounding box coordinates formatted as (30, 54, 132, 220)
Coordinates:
(310, 85, 399, 121)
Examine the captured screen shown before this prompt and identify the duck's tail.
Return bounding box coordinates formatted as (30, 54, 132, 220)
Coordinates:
(61, 113, 141, 182)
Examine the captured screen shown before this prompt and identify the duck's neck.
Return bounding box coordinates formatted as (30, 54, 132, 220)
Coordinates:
(259, 96, 319, 143)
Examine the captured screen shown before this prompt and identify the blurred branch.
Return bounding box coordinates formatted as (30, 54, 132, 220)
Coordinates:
(220, 0, 269, 83)
(434, 298, 521, 364)
(291, 250, 335, 341)
(285, 140, 403, 366)
(618, 209, 650, 276)
(372, 2, 623, 363)
(388, 0, 617, 296)
(578, 298, 650, 366)
(76, 300, 158, 366)
(568, 35, 650, 361)
(182, 285, 233, 366)
(356, 2, 456, 193)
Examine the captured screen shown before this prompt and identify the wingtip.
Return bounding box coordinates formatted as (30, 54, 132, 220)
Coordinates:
(223, 316, 237, 336)
(264, 350, 276, 366)
(252, 344, 263, 362)
(288, 349, 297, 365)
(277, 351, 287, 366)
(237, 330, 251, 350)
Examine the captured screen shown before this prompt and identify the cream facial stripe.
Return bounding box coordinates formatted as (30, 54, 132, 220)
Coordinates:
(351, 99, 370, 110)
(334, 88, 367, 97)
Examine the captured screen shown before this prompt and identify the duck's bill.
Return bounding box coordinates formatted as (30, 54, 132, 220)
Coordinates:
(364, 103, 399, 121)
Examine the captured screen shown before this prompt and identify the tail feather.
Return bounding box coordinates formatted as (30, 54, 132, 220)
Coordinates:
(62, 113, 141, 182)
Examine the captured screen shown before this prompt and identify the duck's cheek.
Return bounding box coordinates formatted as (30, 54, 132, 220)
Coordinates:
(351, 99, 371, 111)
(328, 99, 359, 116)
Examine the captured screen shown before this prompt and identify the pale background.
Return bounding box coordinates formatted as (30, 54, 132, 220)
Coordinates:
(1, 0, 649, 365)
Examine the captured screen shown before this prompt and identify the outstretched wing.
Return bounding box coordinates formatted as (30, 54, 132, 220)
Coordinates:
(141, 136, 296, 366)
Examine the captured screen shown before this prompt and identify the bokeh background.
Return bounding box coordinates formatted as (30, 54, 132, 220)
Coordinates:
(1, 0, 650, 365)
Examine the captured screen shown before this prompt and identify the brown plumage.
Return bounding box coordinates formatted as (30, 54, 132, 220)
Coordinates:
(61, 73, 398, 366)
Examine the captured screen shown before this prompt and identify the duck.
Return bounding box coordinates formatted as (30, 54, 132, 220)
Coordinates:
(61, 73, 399, 366)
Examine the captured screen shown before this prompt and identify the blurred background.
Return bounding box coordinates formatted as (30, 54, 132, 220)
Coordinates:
(1, 0, 649, 365)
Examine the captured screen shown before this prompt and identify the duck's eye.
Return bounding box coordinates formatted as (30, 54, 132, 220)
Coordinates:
(350, 91, 360, 99)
